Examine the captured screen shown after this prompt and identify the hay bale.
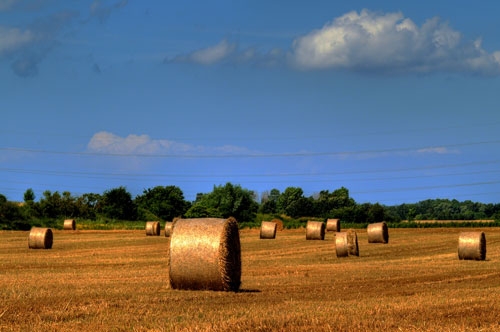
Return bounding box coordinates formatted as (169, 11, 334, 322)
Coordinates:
(335, 229, 359, 257)
(306, 221, 325, 240)
(28, 227, 53, 249)
(260, 221, 277, 239)
(458, 232, 486, 260)
(367, 222, 389, 243)
(270, 218, 284, 231)
(326, 218, 340, 232)
(145, 221, 160, 236)
(164, 222, 174, 237)
(169, 217, 241, 291)
(63, 219, 76, 230)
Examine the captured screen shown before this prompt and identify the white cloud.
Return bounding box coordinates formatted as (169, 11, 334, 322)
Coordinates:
(417, 147, 458, 154)
(87, 131, 251, 156)
(176, 39, 236, 65)
(289, 9, 500, 75)
(0, 26, 34, 55)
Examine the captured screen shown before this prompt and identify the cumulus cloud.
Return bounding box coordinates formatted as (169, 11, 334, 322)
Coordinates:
(87, 131, 251, 156)
(290, 9, 500, 75)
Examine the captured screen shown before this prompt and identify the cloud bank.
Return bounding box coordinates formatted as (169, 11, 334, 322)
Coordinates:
(290, 9, 500, 74)
(172, 9, 500, 76)
(87, 131, 251, 156)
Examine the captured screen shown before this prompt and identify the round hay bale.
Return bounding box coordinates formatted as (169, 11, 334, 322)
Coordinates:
(306, 221, 325, 240)
(63, 219, 76, 230)
(270, 218, 284, 231)
(326, 218, 341, 232)
(164, 221, 174, 237)
(458, 232, 486, 260)
(260, 221, 277, 239)
(335, 229, 359, 257)
(28, 227, 53, 249)
(367, 222, 389, 244)
(169, 217, 241, 291)
(145, 221, 160, 236)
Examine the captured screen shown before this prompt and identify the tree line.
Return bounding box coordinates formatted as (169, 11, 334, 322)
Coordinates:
(1, 183, 499, 230)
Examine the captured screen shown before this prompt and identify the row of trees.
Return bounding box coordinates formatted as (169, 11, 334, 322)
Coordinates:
(1, 183, 500, 230)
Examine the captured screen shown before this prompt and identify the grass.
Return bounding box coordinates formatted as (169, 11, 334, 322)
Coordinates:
(1, 227, 500, 331)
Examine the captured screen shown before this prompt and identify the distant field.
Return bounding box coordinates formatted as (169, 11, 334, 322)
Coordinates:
(405, 219, 495, 224)
(1, 227, 500, 331)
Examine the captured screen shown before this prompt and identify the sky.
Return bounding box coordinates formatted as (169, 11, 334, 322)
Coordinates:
(1, 0, 500, 206)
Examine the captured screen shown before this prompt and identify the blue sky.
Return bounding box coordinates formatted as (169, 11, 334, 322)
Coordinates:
(1, 0, 500, 205)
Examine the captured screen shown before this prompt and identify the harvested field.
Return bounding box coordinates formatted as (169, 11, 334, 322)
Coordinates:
(1, 228, 500, 331)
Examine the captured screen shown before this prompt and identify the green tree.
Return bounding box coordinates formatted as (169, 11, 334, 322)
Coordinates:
(23, 188, 35, 203)
(100, 187, 137, 220)
(366, 203, 385, 223)
(185, 182, 258, 222)
(135, 186, 189, 221)
(276, 187, 313, 218)
(259, 188, 280, 214)
(39, 190, 62, 218)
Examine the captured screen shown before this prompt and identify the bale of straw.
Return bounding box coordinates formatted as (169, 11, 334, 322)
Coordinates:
(306, 221, 325, 240)
(63, 219, 76, 230)
(458, 232, 486, 260)
(260, 221, 277, 239)
(270, 218, 284, 231)
(169, 217, 241, 291)
(326, 218, 341, 232)
(335, 229, 359, 257)
(367, 222, 389, 244)
(28, 227, 53, 249)
(164, 222, 174, 237)
(145, 221, 160, 236)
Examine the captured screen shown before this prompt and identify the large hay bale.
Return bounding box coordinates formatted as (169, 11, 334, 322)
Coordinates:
(63, 219, 76, 230)
(270, 218, 284, 231)
(367, 222, 389, 244)
(326, 218, 341, 232)
(306, 221, 325, 240)
(260, 221, 277, 239)
(458, 232, 486, 260)
(336, 229, 359, 258)
(145, 221, 160, 236)
(169, 217, 241, 291)
(28, 227, 53, 249)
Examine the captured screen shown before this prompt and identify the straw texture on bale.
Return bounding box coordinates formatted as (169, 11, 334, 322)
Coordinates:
(145, 221, 160, 236)
(28, 227, 53, 249)
(260, 221, 277, 239)
(458, 232, 486, 260)
(367, 222, 389, 244)
(306, 221, 325, 240)
(63, 219, 76, 230)
(169, 217, 241, 291)
(335, 229, 359, 257)
(270, 218, 284, 231)
(326, 218, 341, 232)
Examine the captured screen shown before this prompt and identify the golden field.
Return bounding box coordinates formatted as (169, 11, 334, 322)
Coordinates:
(1, 227, 500, 331)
